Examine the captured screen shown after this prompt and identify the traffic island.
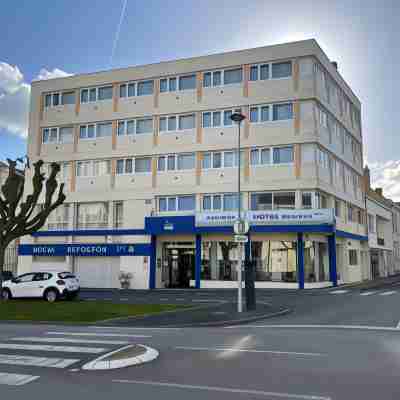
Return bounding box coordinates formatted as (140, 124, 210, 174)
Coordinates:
(82, 344, 159, 370)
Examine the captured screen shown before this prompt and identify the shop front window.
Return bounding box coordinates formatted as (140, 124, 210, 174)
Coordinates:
(251, 240, 297, 282)
(201, 241, 243, 281)
(304, 241, 329, 282)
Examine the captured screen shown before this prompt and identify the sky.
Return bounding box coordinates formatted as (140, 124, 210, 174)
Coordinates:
(1, 0, 399, 197)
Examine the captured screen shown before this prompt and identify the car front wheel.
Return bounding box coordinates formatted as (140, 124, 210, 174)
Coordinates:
(44, 289, 58, 303)
(1, 288, 12, 301)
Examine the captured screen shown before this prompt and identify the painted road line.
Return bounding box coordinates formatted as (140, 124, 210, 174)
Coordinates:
(379, 291, 397, 296)
(175, 346, 325, 357)
(0, 343, 107, 354)
(46, 331, 152, 338)
(12, 337, 129, 345)
(113, 379, 331, 400)
(226, 324, 400, 332)
(120, 298, 129, 301)
(329, 290, 349, 294)
(192, 299, 226, 303)
(0, 373, 40, 386)
(360, 291, 377, 296)
(0, 354, 79, 368)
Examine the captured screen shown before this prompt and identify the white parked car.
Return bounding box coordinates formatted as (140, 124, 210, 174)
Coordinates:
(1, 271, 80, 302)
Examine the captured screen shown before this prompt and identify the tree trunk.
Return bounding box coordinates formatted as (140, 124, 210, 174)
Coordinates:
(0, 246, 5, 301)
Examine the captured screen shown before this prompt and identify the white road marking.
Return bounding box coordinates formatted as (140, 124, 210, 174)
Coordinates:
(330, 290, 349, 294)
(0, 354, 79, 368)
(192, 299, 225, 303)
(0, 373, 40, 386)
(226, 324, 400, 332)
(86, 298, 97, 301)
(396, 320, 400, 329)
(160, 298, 169, 301)
(12, 337, 129, 345)
(360, 291, 377, 296)
(113, 379, 332, 400)
(379, 291, 397, 296)
(46, 331, 151, 338)
(175, 346, 325, 357)
(120, 298, 129, 301)
(0, 343, 107, 354)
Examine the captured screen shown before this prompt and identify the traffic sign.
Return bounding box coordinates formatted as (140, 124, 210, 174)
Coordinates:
(234, 235, 248, 243)
(234, 220, 249, 235)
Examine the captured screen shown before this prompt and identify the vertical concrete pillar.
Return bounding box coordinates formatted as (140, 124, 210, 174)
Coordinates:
(328, 234, 338, 286)
(195, 234, 202, 289)
(297, 232, 305, 289)
(149, 235, 157, 289)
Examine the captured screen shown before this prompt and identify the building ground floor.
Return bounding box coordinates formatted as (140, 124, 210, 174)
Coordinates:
(370, 248, 397, 279)
(18, 211, 371, 290)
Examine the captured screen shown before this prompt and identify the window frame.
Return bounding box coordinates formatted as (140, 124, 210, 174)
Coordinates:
(159, 113, 196, 133)
(249, 60, 292, 81)
(158, 195, 196, 212)
(119, 80, 154, 98)
(80, 85, 113, 103)
(157, 153, 196, 172)
(42, 126, 74, 144)
(202, 150, 245, 170)
(115, 157, 152, 175)
(76, 159, 110, 178)
(79, 122, 113, 140)
(202, 67, 243, 88)
(44, 91, 76, 108)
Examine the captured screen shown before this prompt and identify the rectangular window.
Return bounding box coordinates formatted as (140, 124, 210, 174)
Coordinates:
(260, 106, 269, 121)
(213, 152, 222, 168)
(202, 112, 211, 128)
(127, 83, 135, 97)
(203, 195, 212, 210)
(202, 153, 211, 169)
(157, 156, 165, 171)
(89, 88, 96, 102)
(178, 195, 195, 211)
(203, 72, 212, 87)
(160, 79, 168, 92)
(167, 155, 176, 171)
(251, 193, 272, 210)
(45, 94, 52, 107)
(224, 68, 242, 85)
(223, 194, 240, 211)
(250, 149, 259, 165)
(61, 92, 75, 105)
(59, 127, 73, 143)
(137, 80, 154, 96)
(177, 153, 195, 170)
(98, 86, 113, 100)
(271, 61, 292, 78)
(213, 111, 221, 127)
(52, 93, 60, 106)
(113, 201, 123, 229)
(135, 157, 151, 173)
(250, 65, 258, 81)
(125, 159, 133, 174)
(169, 77, 177, 91)
(159, 198, 167, 212)
(302, 193, 312, 209)
(349, 249, 358, 265)
(159, 117, 167, 132)
(76, 161, 92, 177)
(273, 103, 293, 120)
(250, 107, 259, 122)
(178, 114, 195, 130)
(274, 192, 296, 209)
(42, 128, 50, 143)
(97, 122, 112, 137)
(213, 195, 222, 210)
(117, 121, 125, 136)
(168, 116, 177, 131)
(335, 200, 341, 217)
(167, 197, 176, 211)
(77, 202, 108, 229)
(80, 89, 88, 103)
(273, 147, 294, 164)
(224, 110, 233, 126)
(116, 159, 124, 174)
(119, 84, 127, 98)
(260, 64, 269, 80)
(93, 160, 110, 176)
(136, 118, 153, 134)
(213, 71, 222, 86)
(178, 75, 196, 90)
(126, 120, 135, 135)
(224, 151, 235, 168)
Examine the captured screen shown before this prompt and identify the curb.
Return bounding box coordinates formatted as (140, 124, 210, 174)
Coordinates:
(81, 344, 159, 370)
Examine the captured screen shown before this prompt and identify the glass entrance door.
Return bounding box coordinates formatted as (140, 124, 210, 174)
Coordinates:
(162, 242, 195, 288)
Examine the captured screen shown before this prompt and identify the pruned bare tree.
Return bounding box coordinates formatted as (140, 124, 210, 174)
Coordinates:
(0, 159, 65, 297)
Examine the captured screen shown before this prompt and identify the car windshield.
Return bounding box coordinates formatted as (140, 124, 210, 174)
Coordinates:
(58, 272, 76, 279)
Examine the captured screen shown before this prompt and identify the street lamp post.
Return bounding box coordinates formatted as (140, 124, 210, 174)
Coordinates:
(231, 112, 246, 313)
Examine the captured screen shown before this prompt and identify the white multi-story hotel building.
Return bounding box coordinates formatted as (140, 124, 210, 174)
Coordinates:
(19, 39, 369, 289)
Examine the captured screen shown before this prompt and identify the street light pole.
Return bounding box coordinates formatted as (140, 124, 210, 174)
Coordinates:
(231, 112, 246, 313)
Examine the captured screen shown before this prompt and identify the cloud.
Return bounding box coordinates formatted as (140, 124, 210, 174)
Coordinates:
(0, 63, 72, 138)
(34, 68, 73, 81)
(369, 160, 400, 201)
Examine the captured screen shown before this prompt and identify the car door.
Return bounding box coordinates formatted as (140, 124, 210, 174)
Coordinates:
(11, 273, 36, 298)
(31, 273, 51, 297)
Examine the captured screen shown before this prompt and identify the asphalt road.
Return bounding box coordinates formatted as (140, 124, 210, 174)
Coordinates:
(1, 279, 400, 399)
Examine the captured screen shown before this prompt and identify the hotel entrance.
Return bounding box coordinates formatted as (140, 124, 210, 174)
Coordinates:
(162, 242, 195, 288)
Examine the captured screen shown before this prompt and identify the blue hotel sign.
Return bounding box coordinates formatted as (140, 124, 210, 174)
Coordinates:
(19, 243, 151, 257)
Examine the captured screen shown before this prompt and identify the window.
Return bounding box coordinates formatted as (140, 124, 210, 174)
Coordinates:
(335, 199, 341, 217)
(273, 147, 294, 164)
(202, 109, 239, 127)
(160, 77, 177, 92)
(137, 80, 154, 96)
(203, 70, 222, 87)
(96, 122, 112, 137)
(302, 193, 312, 209)
(114, 201, 123, 228)
(136, 118, 153, 134)
(135, 157, 151, 173)
(250, 148, 271, 165)
(157, 156, 165, 171)
(273, 103, 293, 120)
(45, 92, 75, 107)
(271, 61, 292, 78)
(202, 151, 244, 169)
(319, 108, 328, 128)
(223, 68, 242, 85)
(77, 202, 108, 229)
(177, 153, 195, 170)
(249, 64, 269, 81)
(79, 122, 112, 139)
(223, 193, 240, 211)
(76, 160, 110, 177)
(42, 126, 73, 144)
(349, 249, 358, 265)
(250, 105, 270, 123)
(116, 158, 151, 174)
(93, 160, 110, 176)
(159, 116, 178, 132)
(47, 204, 70, 230)
(61, 91, 75, 105)
(178, 75, 196, 90)
(76, 161, 92, 177)
(81, 86, 112, 103)
(178, 114, 195, 130)
(251, 193, 272, 210)
(158, 195, 195, 212)
(274, 192, 296, 209)
(368, 214, 375, 233)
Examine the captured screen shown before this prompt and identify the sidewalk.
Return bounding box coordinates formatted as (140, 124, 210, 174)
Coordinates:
(339, 273, 400, 291)
(99, 301, 290, 328)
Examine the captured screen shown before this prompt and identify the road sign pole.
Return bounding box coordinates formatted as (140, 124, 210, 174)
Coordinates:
(238, 242, 243, 313)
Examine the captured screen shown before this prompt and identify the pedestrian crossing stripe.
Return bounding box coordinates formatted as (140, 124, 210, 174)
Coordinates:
(0, 372, 39, 386)
(12, 337, 129, 345)
(0, 343, 107, 353)
(0, 354, 79, 368)
(330, 290, 349, 294)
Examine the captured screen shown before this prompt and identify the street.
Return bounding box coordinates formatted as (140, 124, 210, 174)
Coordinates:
(1, 280, 400, 399)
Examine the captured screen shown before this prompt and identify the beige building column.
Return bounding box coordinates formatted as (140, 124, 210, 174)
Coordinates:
(243, 64, 250, 97)
(154, 79, 160, 108)
(112, 83, 119, 112)
(196, 72, 203, 103)
(153, 116, 159, 147)
(75, 88, 80, 116)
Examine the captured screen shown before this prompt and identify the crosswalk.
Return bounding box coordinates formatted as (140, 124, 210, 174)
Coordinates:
(0, 330, 140, 386)
(330, 289, 399, 297)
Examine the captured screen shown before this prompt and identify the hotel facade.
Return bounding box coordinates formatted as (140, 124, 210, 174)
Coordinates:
(19, 39, 369, 289)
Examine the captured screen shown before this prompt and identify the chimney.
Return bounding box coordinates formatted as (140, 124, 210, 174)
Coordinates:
(362, 165, 371, 192)
(331, 61, 338, 70)
(375, 188, 383, 196)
